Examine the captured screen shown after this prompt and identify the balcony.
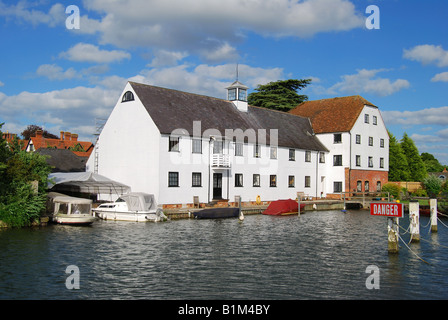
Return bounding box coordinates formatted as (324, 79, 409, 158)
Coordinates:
(212, 154, 231, 168)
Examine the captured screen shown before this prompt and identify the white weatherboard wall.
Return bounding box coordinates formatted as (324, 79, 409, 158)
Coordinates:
(350, 105, 389, 172)
(86, 83, 161, 201)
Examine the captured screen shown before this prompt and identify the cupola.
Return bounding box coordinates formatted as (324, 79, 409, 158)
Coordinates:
(226, 80, 249, 112)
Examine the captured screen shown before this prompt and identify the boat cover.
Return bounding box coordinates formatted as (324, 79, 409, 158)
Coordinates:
(48, 172, 131, 194)
(193, 207, 240, 219)
(263, 199, 302, 216)
(118, 193, 157, 211)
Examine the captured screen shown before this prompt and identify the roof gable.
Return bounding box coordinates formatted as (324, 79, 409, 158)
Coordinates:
(129, 82, 327, 152)
(289, 95, 376, 134)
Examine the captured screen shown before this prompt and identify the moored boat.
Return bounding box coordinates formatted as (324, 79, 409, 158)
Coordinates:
(93, 192, 167, 222)
(47, 192, 97, 225)
(262, 199, 305, 216)
(193, 207, 240, 219)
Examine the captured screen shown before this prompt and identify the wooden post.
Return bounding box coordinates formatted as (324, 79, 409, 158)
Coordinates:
(409, 201, 420, 242)
(430, 198, 438, 233)
(388, 217, 399, 253)
(298, 196, 301, 217)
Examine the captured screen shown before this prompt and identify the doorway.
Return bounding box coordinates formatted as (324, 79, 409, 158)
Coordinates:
(213, 173, 223, 199)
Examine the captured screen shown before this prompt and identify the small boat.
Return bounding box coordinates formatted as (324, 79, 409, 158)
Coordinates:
(47, 192, 97, 225)
(262, 199, 305, 216)
(93, 192, 167, 222)
(193, 207, 240, 219)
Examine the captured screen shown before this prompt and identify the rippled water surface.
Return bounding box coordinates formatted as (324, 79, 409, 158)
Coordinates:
(1, 210, 448, 300)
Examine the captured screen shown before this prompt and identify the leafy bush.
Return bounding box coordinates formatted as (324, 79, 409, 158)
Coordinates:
(382, 183, 401, 199)
(412, 188, 428, 197)
(423, 175, 442, 198)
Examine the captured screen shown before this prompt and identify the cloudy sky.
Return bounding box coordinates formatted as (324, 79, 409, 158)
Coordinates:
(0, 0, 447, 164)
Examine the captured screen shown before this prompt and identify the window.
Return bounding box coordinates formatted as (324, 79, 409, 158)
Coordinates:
(334, 133, 342, 144)
(376, 181, 382, 192)
(373, 116, 377, 125)
(357, 181, 362, 192)
(368, 156, 373, 168)
(168, 172, 179, 187)
(365, 181, 370, 192)
(253, 174, 260, 187)
(356, 155, 361, 167)
(228, 88, 236, 100)
(213, 140, 223, 154)
(334, 181, 342, 193)
(122, 91, 134, 102)
(304, 151, 311, 162)
(305, 176, 311, 188)
(192, 139, 202, 154)
(169, 136, 179, 152)
(235, 174, 243, 187)
(270, 146, 277, 159)
(288, 176, 295, 188)
(238, 89, 247, 101)
(319, 152, 325, 163)
(380, 158, 384, 168)
(270, 175, 277, 187)
(254, 144, 261, 158)
(380, 139, 384, 148)
(192, 172, 202, 187)
(235, 143, 243, 156)
(365, 114, 369, 123)
(369, 137, 373, 146)
(289, 149, 295, 161)
(356, 134, 361, 144)
(333, 155, 342, 166)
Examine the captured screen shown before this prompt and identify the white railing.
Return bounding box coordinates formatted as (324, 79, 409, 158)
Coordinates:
(212, 154, 230, 168)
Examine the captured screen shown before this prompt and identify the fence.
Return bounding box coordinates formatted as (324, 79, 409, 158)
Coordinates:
(387, 181, 423, 193)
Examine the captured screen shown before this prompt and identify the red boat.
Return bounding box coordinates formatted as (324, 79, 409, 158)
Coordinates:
(262, 199, 306, 216)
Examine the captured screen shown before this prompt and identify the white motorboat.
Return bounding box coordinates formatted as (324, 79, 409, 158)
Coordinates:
(47, 192, 97, 225)
(93, 192, 167, 222)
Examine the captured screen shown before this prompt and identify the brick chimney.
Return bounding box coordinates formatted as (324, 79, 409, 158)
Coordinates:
(60, 131, 64, 141)
(35, 130, 43, 137)
(64, 132, 71, 141)
(71, 134, 78, 142)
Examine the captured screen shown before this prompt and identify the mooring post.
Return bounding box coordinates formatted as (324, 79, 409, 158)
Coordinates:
(388, 217, 399, 253)
(409, 201, 420, 242)
(298, 196, 301, 217)
(430, 198, 437, 233)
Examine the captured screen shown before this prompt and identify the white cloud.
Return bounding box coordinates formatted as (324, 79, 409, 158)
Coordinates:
(36, 64, 80, 81)
(382, 106, 448, 126)
(148, 50, 189, 67)
(59, 43, 131, 64)
(403, 44, 448, 68)
(431, 72, 448, 83)
(79, 0, 364, 61)
(328, 69, 410, 97)
(132, 63, 285, 98)
(0, 2, 65, 27)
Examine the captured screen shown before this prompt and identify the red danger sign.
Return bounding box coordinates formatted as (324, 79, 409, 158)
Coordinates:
(370, 202, 403, 218)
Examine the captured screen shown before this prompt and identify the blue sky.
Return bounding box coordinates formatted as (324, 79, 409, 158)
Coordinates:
(0, 0, 447, 165)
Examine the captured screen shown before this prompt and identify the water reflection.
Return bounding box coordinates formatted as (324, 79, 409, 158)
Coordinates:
(1, 211, 448, 299)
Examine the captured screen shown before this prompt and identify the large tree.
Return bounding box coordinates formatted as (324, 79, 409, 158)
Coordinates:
(421, 152, 444, 172)
(21, 124, 58, 140)
(388, 132, 409, 181)
(400, 133, 427, 181)
(247, 79, 311, 112)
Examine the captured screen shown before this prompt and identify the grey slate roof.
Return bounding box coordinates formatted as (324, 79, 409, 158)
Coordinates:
(129, 82, 328, 152)
(37, 149, 87, 172)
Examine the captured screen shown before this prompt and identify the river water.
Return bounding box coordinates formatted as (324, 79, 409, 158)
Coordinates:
(1, 210, 448, 300)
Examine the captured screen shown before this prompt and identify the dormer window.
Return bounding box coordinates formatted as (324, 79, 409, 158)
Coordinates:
(122, 91, 134, 102)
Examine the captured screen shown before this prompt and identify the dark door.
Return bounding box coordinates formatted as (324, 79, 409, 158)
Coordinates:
(213, 173, 222, 199)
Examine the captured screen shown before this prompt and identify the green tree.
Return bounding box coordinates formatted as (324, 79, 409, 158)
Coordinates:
(388, 132, 409, 181)
(421, 152, 444, 172)
(0, 123, 52, 228)
(247, 79, 311, 112)
(400, 133, 427, 181)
